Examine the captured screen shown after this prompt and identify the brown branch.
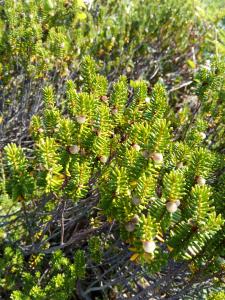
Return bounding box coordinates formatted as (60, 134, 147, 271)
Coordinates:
(30, 222, 110, 255)
(168, 80, 193, 93)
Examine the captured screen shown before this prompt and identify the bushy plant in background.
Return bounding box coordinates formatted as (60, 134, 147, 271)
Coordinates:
(0, 56, 224, 299)
(0, 0, 224, 147)
(0, 0, 207, 79)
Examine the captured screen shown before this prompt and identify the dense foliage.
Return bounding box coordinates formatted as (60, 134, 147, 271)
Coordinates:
(0, 0, 225, 299)
(0, 56, 224, 299)
(0, 0, 224, 145)
(0, 0, 207, 78)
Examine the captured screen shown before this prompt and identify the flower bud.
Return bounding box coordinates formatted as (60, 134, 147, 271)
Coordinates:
(99, 156, 108, 163)
(142, 240, 156, 253)
(150, 152, 163, 163)
(142, 150, 149, 158)
(38, 128, 44, 133)
(166, 201, 178, 213)
(76, 115, 86, 124)
(177, 162, 184, 169)
(132, 196, 141, 206)
(112, 108, 118, 115)
(131, 214, 140, 224)
(145, 97, 150, 103)
(175, 200, 181, 207)
(132, 144, 141, 152)
(126, 66, 132, 73)
(196, 176, 206, 185)
(125, 222, 135, 232)
(101, 95, 108, 102)
(199, 132, 206, 139)
(150, 196, 157, 201)
(69, 145, 80, 154)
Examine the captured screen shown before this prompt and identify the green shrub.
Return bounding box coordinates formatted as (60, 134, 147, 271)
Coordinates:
(0, 56, 224, 298)
(0, 0, 207, 79)
(1, 0, 224, 147)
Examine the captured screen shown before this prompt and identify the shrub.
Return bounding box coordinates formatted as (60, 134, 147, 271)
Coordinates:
(0, 56, 224, 299)
(1, 0, 223, 146)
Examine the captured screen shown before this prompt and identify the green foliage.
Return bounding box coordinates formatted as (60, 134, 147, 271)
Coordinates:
(0, 0, 224, 298)
(4, 143, 35, 200)
(195, 59, 225, 151)
(1, 56, 224, 299)
(5, 249, 85, 300)
(0, 0, 207, 80)
(0, 24, 225, 299)
(207, 291, 225, 300)
(1, 0, 223, 144)
(88, 236, 102, 264)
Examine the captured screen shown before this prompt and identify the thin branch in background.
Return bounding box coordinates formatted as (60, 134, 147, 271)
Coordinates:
(192, 46, 197, 74)
(21, 199, 33, 243)
(60, 200, 66, 245)
(168, 80, 193, 93)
